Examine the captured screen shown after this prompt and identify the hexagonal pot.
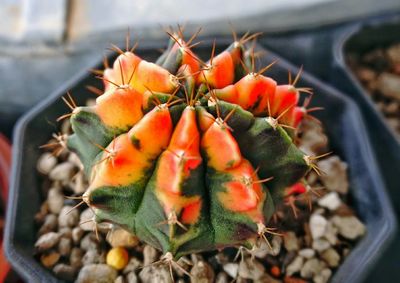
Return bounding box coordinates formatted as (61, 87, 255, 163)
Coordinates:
(5, 39, 397, 282)
(331, 14, 400, 229)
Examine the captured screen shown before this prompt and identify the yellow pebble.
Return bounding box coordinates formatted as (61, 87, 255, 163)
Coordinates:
(106, 247, 129, 270)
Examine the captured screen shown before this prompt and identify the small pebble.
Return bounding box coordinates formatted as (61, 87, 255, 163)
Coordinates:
(40, 251, 60, 268)
(238, 257, 265, 280)
(385, 101, 399, 115)
(80, 232, 100, 251)
(216, 272, 229, 283)
(223, 263, 239, 278)
(286, 256, 304, 276)
(115, 275, 124, 283)
(72, 227, 84, 243)
(47, 188, 64, 214)
(266, 235, 282, 256)
(139, 265, 172, 283)
(37, 152, 57, 175)
(70, 247, 84, 268)
(107, 228, 139, 248)
(82, 249, 106, 265)
(143, 245, 158, 266)
(76, 264, 117, 283)
(270, 265, 281, 277)
(300, 258, 324, 279)
(355, 67, 376, 82)
(58, 206, 79, 228)
(126, 272, 138, 283)
(331, 215, 366, 240)
(49, 162, 75, 181)
(190, 260, 215, 283)
(313, 268, 332, 283)
(309, 214, 328, 240)
(312, 239, 331, 252)
(252, 239, 271, 258)
(38, 214, 58, 235)
(106, 247, 129, 270)
(59, 227, 72, 238)
(58, 237, 72, 257)
(35, 232, 61, 251)
(318, 156, 349, 194)
(53, 263, 77, 281)
(122, 257, 142, 274)
(71, 171, 86, 194)
(298, 248, 315, 259)
(321, 248, 341, 267)
(377, 72, 400, 99)
(324, 222, 338, 245)
(80, 208, 95, 231)
(283, 231, 299, 252)
(298, 121, 328, 155)
(318, 192, 342, 211)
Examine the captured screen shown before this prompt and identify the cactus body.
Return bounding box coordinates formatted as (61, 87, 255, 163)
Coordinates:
(67, 34, 314, 258)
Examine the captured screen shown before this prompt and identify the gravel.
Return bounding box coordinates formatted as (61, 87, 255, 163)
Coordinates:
(348, 42, 400, 138)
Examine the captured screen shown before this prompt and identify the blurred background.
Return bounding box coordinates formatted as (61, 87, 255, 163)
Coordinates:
(0, 0, 400, 282)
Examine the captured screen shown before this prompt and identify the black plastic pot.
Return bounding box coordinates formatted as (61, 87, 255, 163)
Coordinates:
(5, 40, 397, 282)
(331, 15, 400, 216)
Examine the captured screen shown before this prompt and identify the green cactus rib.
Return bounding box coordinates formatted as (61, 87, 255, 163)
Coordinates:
(66, 33, 315, 259)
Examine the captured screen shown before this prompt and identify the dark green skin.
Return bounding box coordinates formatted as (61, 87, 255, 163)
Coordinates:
(207, 100, 255, 132)
(235, 117, 309, 200)
(67, 107, 122, 176)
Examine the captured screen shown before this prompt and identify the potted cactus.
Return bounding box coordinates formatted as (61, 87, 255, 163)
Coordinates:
(5, 29, 396, 283)
(63, 31, 322, 259)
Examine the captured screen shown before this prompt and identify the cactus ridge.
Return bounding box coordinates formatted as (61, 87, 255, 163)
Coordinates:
(66, 30, 317, 258)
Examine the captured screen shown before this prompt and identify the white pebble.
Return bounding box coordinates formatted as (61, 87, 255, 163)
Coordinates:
(318, 192, 342, 211)
(79, 208, 95, 231)
(223, 263, 238, 278)
(299, 248, 315, 259)
(49, 162, 75, 182)
(312, 239, 331, 252)
(35, 232, 61, 251)
(37, 153, 57, 175)
(286, 256, 304, 276)
(58, 206, 79, 228)
(47, 187, 64, 214)
(310, 214, 328, 240)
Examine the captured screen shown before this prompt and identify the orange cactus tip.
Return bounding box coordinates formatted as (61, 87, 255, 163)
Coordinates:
(95, 87, 143, 129)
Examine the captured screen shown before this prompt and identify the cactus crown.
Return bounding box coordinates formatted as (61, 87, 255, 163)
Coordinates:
(65, 30, 317, 258)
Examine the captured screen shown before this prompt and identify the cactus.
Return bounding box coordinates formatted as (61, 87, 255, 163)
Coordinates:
(65, 30, 319, 259)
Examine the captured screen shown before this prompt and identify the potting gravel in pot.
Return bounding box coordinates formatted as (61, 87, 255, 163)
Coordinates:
(347, 41, 400, 140)
(30, 31, 367, 283)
